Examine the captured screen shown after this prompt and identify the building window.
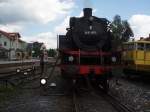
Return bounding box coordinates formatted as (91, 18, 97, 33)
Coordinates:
(4, 42, 7, 46)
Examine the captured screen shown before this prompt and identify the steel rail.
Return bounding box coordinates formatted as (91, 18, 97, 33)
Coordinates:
(105, 92, 136, 112)
(84, 76, 136, 112)
(0, 66, 41, 88)
(72, 90, 80, 112)
(0, 65, 40, 79)
(91, 86, 136, 112)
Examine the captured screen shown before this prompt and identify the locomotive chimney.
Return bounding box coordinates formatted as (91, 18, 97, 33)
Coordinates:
(83, 8, 92, 17)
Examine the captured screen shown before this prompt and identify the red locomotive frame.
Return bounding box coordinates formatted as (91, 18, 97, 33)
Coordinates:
(60, 49, 112, 77)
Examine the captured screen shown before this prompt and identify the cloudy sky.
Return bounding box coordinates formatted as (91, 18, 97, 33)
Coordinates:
(0, 0, 150, 48)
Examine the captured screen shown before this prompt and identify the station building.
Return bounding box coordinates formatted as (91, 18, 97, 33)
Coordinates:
(0, 30, 28, 60)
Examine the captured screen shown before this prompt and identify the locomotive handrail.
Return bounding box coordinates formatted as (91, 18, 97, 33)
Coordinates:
(60, 50, 111, 56)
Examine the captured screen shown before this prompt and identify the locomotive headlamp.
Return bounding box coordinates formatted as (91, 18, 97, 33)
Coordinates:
(68, 56, 74, 62)
(40, 78, 47, 85)
(16, 69, 20, 73)
(112, 57, 117, 62)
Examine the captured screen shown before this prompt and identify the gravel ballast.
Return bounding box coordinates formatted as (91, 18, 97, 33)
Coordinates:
(109, 77, 150, 112)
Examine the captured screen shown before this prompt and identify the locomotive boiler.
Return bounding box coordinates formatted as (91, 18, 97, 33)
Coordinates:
(58, 8, 113, 91)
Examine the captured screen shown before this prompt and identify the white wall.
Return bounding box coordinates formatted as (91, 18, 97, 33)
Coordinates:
(0, 35, 11, 50)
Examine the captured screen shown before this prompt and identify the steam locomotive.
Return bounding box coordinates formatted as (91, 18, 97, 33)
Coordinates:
(58, 8, 113, 91)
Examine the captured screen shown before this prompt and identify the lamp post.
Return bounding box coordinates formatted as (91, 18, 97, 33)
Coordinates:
(30, 41, 35, 61)
(31, 50, 35, 61)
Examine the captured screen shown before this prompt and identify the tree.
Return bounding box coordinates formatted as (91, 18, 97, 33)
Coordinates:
(111, 15, 134, 50)
(122, 20, 134, 41)
(47, 49, 56, 57)
(27, 42, 44, 58)
(32, 42, 44, 57)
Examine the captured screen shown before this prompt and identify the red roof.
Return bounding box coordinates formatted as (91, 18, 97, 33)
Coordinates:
(9, 32, 21, 38)
(0, 30, 10, 38)
(0, 30, 21, 40)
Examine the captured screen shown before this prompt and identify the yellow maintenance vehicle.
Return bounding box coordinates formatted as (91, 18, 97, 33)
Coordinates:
(122, 38, 150, 76)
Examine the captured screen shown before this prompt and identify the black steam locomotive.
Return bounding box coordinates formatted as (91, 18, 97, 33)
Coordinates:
(58, 8, 113, 91)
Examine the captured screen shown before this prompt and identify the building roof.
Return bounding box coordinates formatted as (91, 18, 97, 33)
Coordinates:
(124, 34, 150, 44)
(0, 30, 10, 38)
(0, 30, 21, 40)
(124, 41, 150, 44)
(18, 39, 26, 43)
(9, 32, 21, 38)
(138, 34, 150, 41)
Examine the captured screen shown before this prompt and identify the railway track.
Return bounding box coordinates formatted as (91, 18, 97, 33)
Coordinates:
(36, 58, 136, 112)
(70, 78, 136, 112)
(93, 86, 136, 112)
(106, 92, 135, 112)
(0, 61, 42, 88)
(72, 89, 80, 112)
(0, 61, 40, 78)
(71, 89, 136, 112)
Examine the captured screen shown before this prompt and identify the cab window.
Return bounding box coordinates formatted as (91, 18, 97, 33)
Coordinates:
(146, 44, 150, 50)
(137, 43, 144, 50)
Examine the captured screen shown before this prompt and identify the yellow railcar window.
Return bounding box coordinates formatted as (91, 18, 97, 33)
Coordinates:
(137, 43, 144, 50)
(146, 44, 150, 50)
(128, 44, 134, 50)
